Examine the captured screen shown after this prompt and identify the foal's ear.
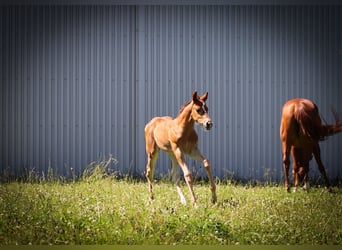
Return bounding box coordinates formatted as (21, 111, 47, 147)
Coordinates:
(192, 91, 198, 101)
(201, 92, 208, 102)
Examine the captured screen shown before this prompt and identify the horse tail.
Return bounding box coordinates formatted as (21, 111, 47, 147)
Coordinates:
(320, 109, 342, 138)
(321, 123, 342, 137)
(295, 102, 342, 141)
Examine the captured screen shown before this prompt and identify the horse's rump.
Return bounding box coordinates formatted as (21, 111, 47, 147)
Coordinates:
(294, 101, 324, 141)
(144, 116, 173, 154)
(294, 100, 342, 141)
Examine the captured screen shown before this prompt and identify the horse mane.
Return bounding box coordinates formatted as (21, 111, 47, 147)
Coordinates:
(178, 100, 192, 115)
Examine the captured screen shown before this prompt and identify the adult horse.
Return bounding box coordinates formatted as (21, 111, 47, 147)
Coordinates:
(144, 91, 217, 206)
(280, 98, 342, 192)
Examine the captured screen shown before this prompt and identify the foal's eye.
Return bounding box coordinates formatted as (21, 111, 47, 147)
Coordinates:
(196, 108, 204, 115)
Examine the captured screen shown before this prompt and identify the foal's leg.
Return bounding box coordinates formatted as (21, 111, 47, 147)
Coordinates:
(190, 148, 217, 204)
(168, 153, 187, 205)
(145, 149, 159, 202)
(172, 145, 197, 206)
(313, 143, 331, 191)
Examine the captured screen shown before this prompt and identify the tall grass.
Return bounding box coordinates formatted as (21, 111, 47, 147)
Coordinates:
(0, 170, 341, 245)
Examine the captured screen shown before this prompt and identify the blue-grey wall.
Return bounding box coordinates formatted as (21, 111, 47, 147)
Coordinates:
(1, 3, 341, 181)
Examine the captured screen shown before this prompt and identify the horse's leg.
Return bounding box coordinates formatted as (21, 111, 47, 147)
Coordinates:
(168, 153, 187, 205)
(302, 163, 310, 191)
(280, 113, 298, 192)
(292, 166, 300, 192)
(291, 148, 300, 192)
(313, 143, 331, 191)
(145, 149, 159, 202)
(282, 142, 291, 192)
(189, 148, 217, 204)
(172, 145, 197, 206)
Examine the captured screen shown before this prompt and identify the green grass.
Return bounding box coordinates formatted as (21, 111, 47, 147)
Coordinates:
(0, 175, 341, 245)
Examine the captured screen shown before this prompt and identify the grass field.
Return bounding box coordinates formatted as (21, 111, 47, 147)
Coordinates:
(0, 171, 341, 245)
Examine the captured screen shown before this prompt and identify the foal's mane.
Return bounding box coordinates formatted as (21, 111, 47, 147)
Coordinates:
(178, 100, 192, 115)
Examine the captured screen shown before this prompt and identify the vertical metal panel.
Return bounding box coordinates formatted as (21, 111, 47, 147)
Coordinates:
(0, 5, 134, 178)
(1, 4, 341, 181)
(136, 5, 342, 181)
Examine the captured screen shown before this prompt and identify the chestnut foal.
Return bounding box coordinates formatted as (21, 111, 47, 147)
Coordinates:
(144, 91, 217, 206)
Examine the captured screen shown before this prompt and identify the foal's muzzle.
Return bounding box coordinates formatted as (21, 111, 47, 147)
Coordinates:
(203, 120, 213, 130)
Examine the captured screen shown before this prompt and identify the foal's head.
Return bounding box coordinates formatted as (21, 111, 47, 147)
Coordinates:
(190, 91, 213, 131)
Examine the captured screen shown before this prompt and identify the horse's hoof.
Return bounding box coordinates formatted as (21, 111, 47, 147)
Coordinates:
(211, 196, 217, 204)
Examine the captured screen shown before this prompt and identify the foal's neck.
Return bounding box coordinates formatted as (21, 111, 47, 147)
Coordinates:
(175, 102, 195, 129)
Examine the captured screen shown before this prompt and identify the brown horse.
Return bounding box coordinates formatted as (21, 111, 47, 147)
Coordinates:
(280, 98, 342, 192)
(144, 91, 217, 206)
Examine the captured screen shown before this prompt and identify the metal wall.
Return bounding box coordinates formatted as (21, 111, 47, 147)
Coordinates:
(1, 4, 341, 181)
(0, 5, 136, 177)
(135, 5, 342, 181)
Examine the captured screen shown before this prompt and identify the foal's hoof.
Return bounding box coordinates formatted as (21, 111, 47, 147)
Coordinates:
(180, 196, 187, 206)
(149, 196, 154, 204)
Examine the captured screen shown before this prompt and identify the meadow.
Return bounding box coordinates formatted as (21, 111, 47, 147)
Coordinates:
(0, 169, 341, 245)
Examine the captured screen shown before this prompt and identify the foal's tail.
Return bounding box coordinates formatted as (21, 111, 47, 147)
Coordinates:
(295, 103, 342, 141)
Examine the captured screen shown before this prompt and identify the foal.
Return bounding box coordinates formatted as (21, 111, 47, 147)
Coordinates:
(280, 98, 342, 192)
(144, 91, 217, 206)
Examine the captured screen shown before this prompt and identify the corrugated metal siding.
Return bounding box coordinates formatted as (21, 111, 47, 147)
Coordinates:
(1, 4, 341, 181)
(0, 5, 135, 177)
(136, 5, 342, 181)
